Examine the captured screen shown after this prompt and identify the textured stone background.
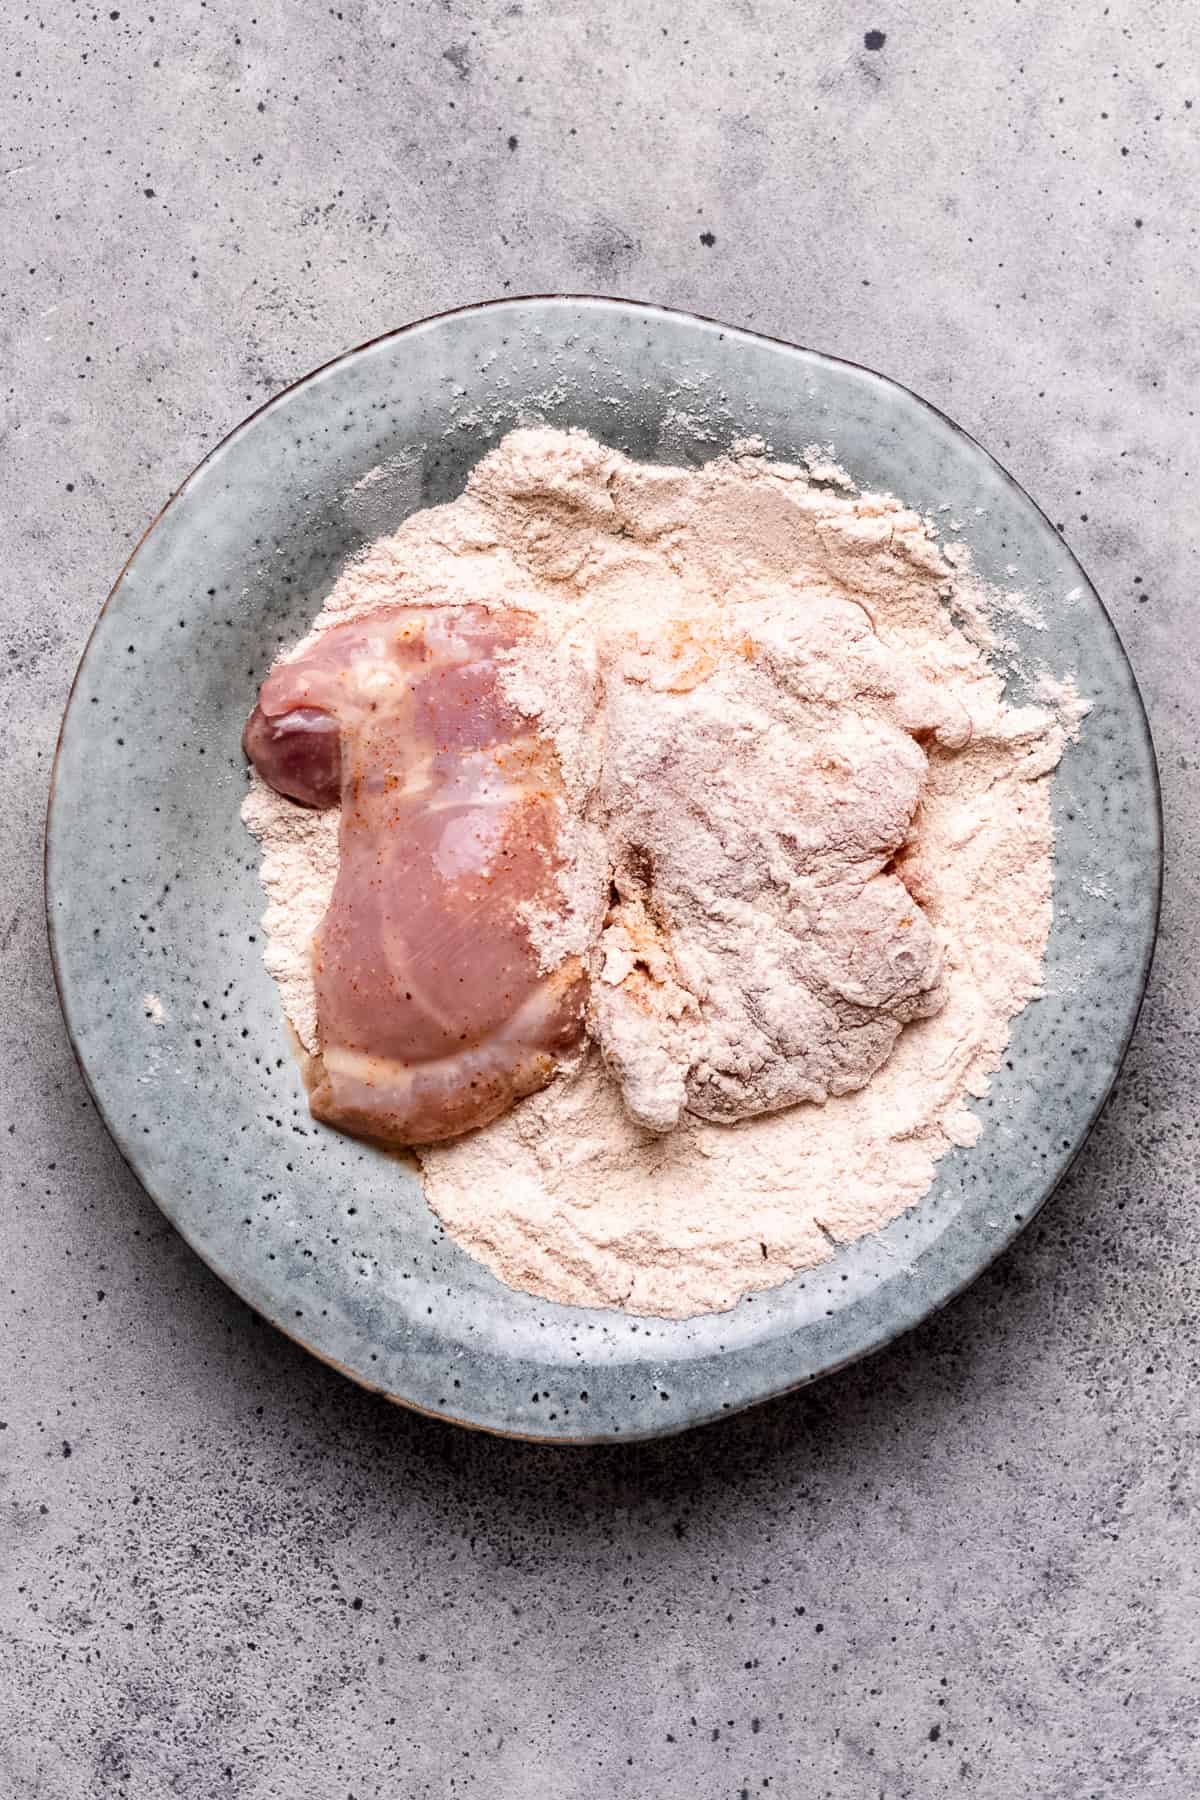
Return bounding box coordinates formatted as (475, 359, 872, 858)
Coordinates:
(3, 3, 1198, 1795)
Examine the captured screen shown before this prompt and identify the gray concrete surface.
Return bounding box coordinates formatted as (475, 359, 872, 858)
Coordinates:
(3, 2, 1198, 1794)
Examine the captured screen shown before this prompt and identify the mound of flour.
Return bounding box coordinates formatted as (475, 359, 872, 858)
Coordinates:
(243, 428, 1083, 1318)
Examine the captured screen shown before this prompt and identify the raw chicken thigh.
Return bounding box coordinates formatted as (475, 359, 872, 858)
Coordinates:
(244, 605, 586, 1145)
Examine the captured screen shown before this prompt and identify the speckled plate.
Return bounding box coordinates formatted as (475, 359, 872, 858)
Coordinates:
(46, 297, 1161, 1442)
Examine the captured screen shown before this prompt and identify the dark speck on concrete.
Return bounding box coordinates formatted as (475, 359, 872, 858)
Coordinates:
(443, 42, 471, 79)
(699, 230, 716, 246)
(864, 28, 887, 49)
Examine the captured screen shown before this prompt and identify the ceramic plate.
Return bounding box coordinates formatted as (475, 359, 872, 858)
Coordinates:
(47, 297, 1161, 1441)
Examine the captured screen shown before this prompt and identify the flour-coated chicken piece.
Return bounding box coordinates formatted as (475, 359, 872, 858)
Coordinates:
(591, 595, 958, 1131)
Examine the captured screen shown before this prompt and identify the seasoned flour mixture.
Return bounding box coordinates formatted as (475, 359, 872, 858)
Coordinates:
(243, 428, 1083, 1318)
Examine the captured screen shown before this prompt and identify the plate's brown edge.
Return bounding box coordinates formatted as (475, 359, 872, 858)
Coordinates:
(43, 292, 1165, 1446)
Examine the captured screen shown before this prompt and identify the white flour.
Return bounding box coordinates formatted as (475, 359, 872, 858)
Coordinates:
(242, 428, 1085, 1318)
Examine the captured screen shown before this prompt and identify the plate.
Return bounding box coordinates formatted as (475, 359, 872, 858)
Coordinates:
(46, 297, 1161, 1441)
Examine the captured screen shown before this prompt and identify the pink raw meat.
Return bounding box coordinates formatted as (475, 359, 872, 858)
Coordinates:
(244, 605, 586, 1145)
